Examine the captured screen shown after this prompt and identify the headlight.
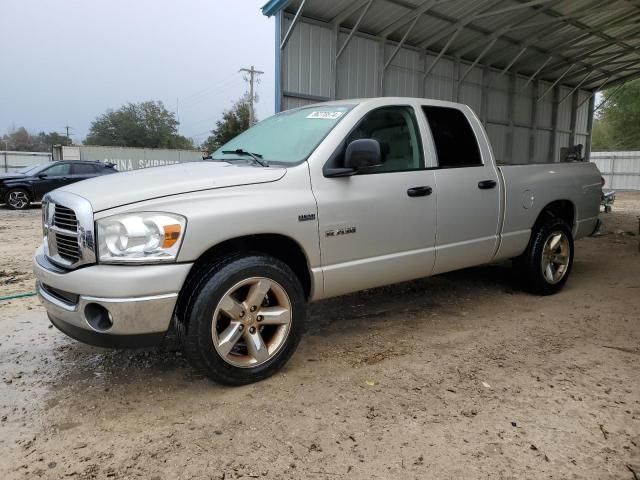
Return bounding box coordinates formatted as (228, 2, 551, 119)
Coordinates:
(96, 212, 186, 263)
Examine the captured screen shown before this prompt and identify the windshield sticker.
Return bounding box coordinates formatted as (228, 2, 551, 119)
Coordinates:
(306, 111, 344, 120)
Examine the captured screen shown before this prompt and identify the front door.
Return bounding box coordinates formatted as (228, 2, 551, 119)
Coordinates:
(421, 105, 501, 274)
(35, 163, 72, 200)
(312, 105, 437, 298)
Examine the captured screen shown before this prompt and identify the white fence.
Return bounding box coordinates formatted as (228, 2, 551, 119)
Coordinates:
(1, 151, 52, 173)
(591, 151, 640, 191)
(54, 145, 205, 172)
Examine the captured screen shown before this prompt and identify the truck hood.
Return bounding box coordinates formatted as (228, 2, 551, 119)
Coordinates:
(58, 161, 287, 212)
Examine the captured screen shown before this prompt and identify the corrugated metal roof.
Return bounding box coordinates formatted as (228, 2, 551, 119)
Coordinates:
(263, 0, 640, 90)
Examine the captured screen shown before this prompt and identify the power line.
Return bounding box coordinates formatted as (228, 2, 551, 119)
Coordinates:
(178, 78, 241, 112)
(239, 65, 264, 126)
(177, 73, 239, 108)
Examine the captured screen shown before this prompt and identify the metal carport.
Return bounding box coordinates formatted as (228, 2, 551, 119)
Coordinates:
(261, 0, 640, 164)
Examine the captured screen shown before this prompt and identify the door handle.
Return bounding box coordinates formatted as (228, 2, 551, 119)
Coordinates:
(407, 186, 433, 197)
(478, 180, 497, 189)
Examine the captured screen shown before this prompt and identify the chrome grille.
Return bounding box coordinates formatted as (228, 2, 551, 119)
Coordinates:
(42, 192, 96, 270)
(55, 232, 80, 262)
(53, 205, 78, 231)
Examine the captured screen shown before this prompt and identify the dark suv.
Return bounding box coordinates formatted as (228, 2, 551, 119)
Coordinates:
(1, 161, 118, 210)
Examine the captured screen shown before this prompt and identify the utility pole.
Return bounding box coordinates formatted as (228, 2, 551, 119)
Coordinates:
(64, 125, 72, 145)
(239, 65, 264, 126)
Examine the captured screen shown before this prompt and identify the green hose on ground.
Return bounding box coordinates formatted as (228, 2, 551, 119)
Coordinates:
(0, 292, 37, 301)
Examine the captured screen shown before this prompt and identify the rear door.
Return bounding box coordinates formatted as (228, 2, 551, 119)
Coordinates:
(70, 162, 99, 183)
(421, 105, 501, 274)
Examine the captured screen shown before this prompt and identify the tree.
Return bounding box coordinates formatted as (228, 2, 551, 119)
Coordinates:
(85, 100, 193, 149)
(591, 119, 614, 151)
(202, 96, 252, 153)
(591, 79, 640, 150)
(1, 128, 71, 152)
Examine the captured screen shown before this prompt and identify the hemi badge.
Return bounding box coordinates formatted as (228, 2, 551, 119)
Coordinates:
(298, 213, 316, 222)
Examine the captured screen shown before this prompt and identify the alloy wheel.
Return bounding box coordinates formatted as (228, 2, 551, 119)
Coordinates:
(541, 231, 570, 284)
(211, 277, 292, 368)
(8, 191, 29, 209)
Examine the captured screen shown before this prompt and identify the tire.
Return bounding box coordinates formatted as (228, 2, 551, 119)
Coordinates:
(5, 188, 31, 210)
(516, 217, 574, 295)
(180, 254, 306, 385)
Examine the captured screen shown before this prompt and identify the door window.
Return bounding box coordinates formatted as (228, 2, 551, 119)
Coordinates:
(42, 163, 71, 176)
(346, 106, 424, 173)
(422, 106, 482, 168)
(72, 163, 97, 175)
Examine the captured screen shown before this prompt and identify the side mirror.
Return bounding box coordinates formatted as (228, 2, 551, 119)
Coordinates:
(38, 174, 47, 179)
(344, 139, 384, 170)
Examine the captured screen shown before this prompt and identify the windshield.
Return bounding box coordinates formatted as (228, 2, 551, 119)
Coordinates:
(212, 105, 353, 165)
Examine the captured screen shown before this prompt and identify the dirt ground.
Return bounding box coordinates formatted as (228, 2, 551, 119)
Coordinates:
(1, 194, 639, 480)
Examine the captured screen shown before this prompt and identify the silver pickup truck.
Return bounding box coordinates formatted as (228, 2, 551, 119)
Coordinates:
(33, 97, 602, 385)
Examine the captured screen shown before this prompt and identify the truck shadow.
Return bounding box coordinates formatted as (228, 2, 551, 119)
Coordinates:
(308, 262, 519, 334)
(43, 262, 520, 393)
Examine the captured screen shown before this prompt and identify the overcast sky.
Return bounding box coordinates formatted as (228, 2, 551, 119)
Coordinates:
(0, 0, 275, 144)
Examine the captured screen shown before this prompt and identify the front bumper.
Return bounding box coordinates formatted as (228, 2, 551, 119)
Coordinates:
(33, 247, 192, 348)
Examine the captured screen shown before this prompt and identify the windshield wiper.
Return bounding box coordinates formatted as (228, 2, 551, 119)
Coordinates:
(221, 148, 269, 167)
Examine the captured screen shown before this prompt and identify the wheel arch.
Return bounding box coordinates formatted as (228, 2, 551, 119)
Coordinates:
(5, 184, 35, 200)
(183, 233, 313, 301)
(533, 199, 576, 233)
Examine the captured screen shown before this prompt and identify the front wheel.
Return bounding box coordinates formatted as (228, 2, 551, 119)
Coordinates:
(516, 218, 574, 295)
(180, 255, 306, 385)
(5, 188, 31, 210)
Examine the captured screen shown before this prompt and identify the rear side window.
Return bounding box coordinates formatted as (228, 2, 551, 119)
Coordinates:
(422, 106, 482, 168)
(72, 163, 97, 174)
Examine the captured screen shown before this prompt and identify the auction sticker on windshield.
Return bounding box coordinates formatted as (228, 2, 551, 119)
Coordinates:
(306, 111, 344, 120)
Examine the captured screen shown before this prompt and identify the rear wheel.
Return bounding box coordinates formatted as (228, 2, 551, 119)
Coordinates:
(5, 188, 31, 210)
(180, 254, 305, 385)
(516, 218, 574, 295)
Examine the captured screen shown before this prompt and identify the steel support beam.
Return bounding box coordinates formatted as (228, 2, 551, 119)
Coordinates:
(419, 0, 502, 51)
(500, 47, 527, 75)
(331, 0, 370, 24)
(423, 27, 463, 78)
(537, 64, 575, 102)
(558, 70, 594, 105)
(458, 38, 498, 83)
(585, 94, 595, 162)
(549, 86, 560, 162)
(331, 22, 339, 100)
(379, 0, 439, 38)
(280, 0, 307, 50)
(506, 72, 516, 163)
(576, 75, 612, 109)
(586, 59, 640, 87)
(481, 65, 490, 126)
(529, 79, 539, 163)
(568, 89, 579, 147)
(378, 37, 386, 95)
(335, 0, 373, 60)
(384, 13, 421, 70)
(519, 57, 553, 93)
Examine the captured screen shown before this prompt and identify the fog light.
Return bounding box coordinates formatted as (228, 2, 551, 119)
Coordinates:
(84, 303, 113, 331)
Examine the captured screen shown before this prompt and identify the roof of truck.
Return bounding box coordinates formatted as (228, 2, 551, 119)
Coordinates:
(305, 96, 470, 110)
